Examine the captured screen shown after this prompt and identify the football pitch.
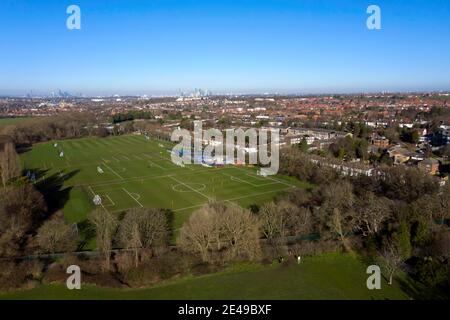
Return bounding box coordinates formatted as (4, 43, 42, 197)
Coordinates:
(21, 135, 311, 231)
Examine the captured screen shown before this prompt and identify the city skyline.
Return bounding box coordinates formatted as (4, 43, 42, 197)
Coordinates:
(1, 0, 450, 95)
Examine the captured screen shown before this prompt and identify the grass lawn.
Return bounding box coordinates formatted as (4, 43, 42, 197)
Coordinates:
(0, 254, 410, 300)
(20, 135, 312, 242)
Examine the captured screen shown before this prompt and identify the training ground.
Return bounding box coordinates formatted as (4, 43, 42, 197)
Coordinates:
(21, 135, 311, 235)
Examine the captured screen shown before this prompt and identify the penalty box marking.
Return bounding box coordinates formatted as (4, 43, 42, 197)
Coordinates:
(103, 161, 125, 180)
(222, 172, 279, 188)
(169, 175, 212, 201)
(122, 187, 144, 207)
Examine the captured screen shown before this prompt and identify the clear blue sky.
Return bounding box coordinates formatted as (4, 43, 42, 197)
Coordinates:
(1, 0, 450, 95)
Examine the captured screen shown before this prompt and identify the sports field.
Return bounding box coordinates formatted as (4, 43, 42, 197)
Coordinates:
(21, 135, 311, 233)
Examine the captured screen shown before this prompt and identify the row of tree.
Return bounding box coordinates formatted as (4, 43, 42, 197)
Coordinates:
(279, 146, 450, 294)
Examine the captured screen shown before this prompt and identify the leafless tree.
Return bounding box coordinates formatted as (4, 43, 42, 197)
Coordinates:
(219, 204, 261, 261)
(321, 181, 356, 250)
(178, 202, 260, 262)
(89, 209, 118, 270)
(379, 241, 404, 285)
(37, 213, 78, 253)
(355, 193, 391, 236)
(178, 204, 217, 262)
(0, 184, 46, 237)
(0, 142, 21, 187)
(259, 200, 311, 240)
(117, 208, 168, 267)
(259, 202, 283, 239)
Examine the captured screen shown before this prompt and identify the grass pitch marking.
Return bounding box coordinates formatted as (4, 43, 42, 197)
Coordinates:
(234, 166, 296, 188)
(122, 187, 144, 207)
(172, 183, 206, 193)
(103, 162, 124, 180)
(100, 194, 116, 207)
(148, 160, 165, 170)
(222, 172, 278, 187)
(169, 175, 212, 201)
(173, 187, 292, 213)
(88, 186, 110, 212)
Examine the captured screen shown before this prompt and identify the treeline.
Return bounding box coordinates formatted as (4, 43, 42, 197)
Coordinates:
(279, 147, 450, 296)
(0, 113, 101, 147)
(112, 111, 154, 124)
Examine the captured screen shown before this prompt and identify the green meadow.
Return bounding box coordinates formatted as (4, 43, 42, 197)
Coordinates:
(0, 254, 409, 300)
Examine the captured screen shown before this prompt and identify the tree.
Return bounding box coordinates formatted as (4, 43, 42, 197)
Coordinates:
(0, 183, 46, 237)
(320, 181, 356, 250)
(178, 202, 261, 262)
(37, 213, 78, 253)
(355, 193, 392, 237)
(259, 202, 283, 240)
(435, 183, 450, 224)
(89, 209, 118, 270)
(392, 220, 412, 258)
(219, 204, 261, 261)
(259, 200, 311, 240)
(379, 241, 404, 285)
(117, 208, 168, 267)
(0, 142, 21, 187)
(178, 204, 217, 262)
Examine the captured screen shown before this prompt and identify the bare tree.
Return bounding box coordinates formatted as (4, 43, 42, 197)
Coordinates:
(219, 204, 261, 261)
(0, 142, 21, 187)
(379, 241, 404, 285)
(178, 204, 217, 262)
(355, 193, 391, 236)
(37, 212, 78, 253)
(0, 184, 46, 237)
(259, 200, 311, 240)
(178, 202, 261, 262)
(89, 209, 118, 270)
(117, 208, 168, 267)
(321, 181, 356, 250)
(259, 202, 283, 239)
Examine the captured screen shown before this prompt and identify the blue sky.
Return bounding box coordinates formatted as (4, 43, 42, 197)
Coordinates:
(1, 0, 450, 95)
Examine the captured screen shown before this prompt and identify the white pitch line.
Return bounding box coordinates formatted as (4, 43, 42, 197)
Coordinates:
(88, 186, 110, 213)
(222, 172, 258, 187)
(103, 162, 124, 180)
(105, 194, 116, 206)
(174, 187, 291, 212)
(148, 160, 165, 170)
(122, 188, 144, 207)
(234, 166, 296, 188)
(169, 175, 213, 201)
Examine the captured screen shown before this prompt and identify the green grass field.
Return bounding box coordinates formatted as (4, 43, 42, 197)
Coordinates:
(21, 135, 311, 234)
(0, 254, 409, 300)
